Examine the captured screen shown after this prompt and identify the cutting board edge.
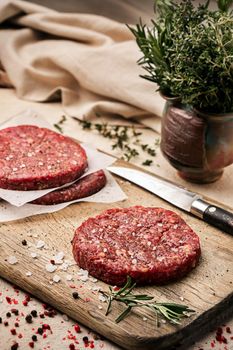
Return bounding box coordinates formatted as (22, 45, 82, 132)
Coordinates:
(1, 268, 233, 350)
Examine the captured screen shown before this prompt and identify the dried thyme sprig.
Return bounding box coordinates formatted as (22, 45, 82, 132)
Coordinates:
(53, 116, 160, 165)
(54, 115, 67, 133)
(78, 119, 159, 165)
(101, 276, 195, 325)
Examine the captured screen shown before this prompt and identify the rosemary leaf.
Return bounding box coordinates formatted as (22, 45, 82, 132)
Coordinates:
(103, 276, 195, 325)
(115, 306, 132, 323)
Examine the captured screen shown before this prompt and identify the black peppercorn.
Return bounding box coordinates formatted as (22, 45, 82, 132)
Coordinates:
(25, 314, 33, 324)
(22, 239, 27, 246)
(37, 327, 43, 335)
(72, 292, 79, 299)
(31, 310, 37, 318)
(83, 336, 89, 343)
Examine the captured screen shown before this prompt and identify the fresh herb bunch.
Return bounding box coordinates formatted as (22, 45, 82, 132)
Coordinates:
(129, 0, 233, 113)
(101, 276, 195, 325)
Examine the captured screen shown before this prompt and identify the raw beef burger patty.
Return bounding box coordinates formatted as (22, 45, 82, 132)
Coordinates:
(32, 170, 106, 205)
(0, 125, 87, 190)
(72, 206, 201, 286)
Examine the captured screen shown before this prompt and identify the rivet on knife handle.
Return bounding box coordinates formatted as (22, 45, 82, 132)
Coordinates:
(191, 199, 233, 235)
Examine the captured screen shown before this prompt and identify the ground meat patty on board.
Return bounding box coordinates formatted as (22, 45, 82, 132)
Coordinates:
(0, 125, 87, 190)
(72, 206, 201, 286)
(32, 170, 106, 205)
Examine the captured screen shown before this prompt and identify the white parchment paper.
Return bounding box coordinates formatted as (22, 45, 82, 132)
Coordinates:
(0, 110, 122, 206)
(0, 110, 127, 221)
(0, 171, 127, 222)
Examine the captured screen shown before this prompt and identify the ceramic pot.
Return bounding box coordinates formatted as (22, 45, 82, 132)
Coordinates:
(160, 96, 233, 183)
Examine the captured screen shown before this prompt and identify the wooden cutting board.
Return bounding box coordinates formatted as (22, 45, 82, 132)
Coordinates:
(0, 160, 232, 350)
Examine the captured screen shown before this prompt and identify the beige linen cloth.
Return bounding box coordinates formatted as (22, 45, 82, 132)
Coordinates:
(0, 0, 164, 132)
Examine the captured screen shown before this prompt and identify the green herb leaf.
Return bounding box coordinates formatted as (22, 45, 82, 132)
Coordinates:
(218, 0, 233, 11)
(103, 277, 195, 325)
(142, 159, 153, 166)
(53, 115, 67, 133)
(78, 119, 159, 164)
(129, 0, 233, 113)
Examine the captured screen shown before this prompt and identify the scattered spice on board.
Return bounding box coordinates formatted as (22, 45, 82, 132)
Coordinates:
(0, 281, 105, 349)
(1, 277, 233, 349)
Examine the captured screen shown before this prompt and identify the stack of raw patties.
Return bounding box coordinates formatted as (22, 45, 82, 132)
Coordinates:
(0, 125, 107, 205)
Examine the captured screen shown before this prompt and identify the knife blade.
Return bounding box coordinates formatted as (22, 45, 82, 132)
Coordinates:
(107, 166, 233, 235)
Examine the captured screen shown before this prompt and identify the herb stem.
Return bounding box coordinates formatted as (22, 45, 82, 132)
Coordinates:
(101, 277, 195, 326)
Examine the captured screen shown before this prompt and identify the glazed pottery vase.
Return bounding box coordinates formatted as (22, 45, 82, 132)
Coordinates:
(160, 96, 233, 183)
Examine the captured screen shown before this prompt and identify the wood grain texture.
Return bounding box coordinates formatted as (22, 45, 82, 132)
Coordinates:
(0, 160, 232, 350)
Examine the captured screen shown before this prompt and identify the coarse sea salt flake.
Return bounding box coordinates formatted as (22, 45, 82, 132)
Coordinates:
(54, 251, 64, 262)
(79, 275, 89, 282)
(77, 269, 89, 277)
(89, 277, 98, 283)
(62, 314, 69, 321)
(8, 256, 18, 265)
(46, 263, 57, 273)
(36, 240, 45, 249)
(26, 271, 32, 277)
(66, 275, 73, 281)
(98, 294, 107, 303)
(143, 317, 148, 321)
(91, 286, 101, 292)
(31, 252, 37, 259)
(53, 275, 61, 283)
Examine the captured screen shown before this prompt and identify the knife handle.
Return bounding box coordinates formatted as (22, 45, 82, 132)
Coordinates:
(191, 199, 233, 235)
(203, 205, 233, 235)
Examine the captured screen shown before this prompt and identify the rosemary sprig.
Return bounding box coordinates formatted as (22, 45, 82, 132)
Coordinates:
(101, 276, 195, 325)
(78, 119, 159, 165)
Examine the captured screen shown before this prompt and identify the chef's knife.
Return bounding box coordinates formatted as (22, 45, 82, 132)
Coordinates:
(107, 166, 233, 235)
